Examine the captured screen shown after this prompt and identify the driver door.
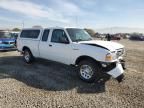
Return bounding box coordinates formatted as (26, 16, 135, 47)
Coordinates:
(48, 29, 72, 64)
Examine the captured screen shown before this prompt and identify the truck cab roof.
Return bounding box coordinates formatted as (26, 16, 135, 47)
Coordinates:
(22, 27, 83, 30)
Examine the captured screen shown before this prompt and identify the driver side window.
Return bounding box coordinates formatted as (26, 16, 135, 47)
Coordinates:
(51, 29, 69, 43)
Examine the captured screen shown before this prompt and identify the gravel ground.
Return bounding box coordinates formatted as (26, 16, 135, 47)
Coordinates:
(0, 39, 144, 108)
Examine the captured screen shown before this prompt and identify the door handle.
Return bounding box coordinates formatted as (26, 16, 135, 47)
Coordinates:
(49, 44, 52, 47)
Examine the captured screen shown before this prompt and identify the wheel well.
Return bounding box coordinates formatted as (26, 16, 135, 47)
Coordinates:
(22, 46, 34, 57)
(75, 56, 99, 65)
(22, 46, 30, 52)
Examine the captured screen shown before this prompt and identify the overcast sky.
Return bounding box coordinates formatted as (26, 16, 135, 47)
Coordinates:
(0, 0, 144, 29)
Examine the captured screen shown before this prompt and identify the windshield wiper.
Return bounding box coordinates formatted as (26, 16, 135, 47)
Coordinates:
(75, 38, 92, 42)
(87, 38, 92, 41)
(75, 39, 84, 42)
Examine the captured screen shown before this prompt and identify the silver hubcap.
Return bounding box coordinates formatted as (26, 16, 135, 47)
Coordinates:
(80, 65, 93, 80)
(24, 51, 30, 62)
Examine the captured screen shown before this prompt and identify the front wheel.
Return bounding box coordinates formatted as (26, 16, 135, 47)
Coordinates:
(78, 60, 101, 83)
(23, 49, 34, 64)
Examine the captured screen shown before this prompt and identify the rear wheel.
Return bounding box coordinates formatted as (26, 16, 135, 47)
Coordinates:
(23, 49, 34, 64)
(78, 59, 101, 83)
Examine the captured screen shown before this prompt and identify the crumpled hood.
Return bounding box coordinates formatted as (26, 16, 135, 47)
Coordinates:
(79, 40, 124, 51)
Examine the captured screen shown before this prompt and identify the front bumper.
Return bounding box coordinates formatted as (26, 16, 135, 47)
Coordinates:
(116, 74, 124, 83)
(0, 44, 17, 51)
(0, 47, 17, 51)
(107, 63, 124, 78)
(101, 60, 126, 82)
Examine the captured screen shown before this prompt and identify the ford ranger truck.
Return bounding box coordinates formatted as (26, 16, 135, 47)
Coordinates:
(17, 27, 126, 83)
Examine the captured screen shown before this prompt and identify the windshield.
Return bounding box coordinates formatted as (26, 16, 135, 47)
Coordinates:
(0, 32, 11, 38)
(10, 33, 19, 38)
(66, 28, 92, 42)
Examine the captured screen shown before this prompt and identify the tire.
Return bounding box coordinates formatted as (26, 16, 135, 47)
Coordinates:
(23, 49, 34, 64)
(78, 59, 101, 83)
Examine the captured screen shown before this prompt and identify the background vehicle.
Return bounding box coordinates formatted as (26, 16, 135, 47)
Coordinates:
(111, 34, 121, 40)
(17, 27, 125, 83)
(0, 30, 17, 51)
(129, 35, 144, 41)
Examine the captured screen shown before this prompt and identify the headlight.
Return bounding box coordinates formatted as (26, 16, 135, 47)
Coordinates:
(105, 52, 117, 61)
(111, 51, 117, 59)
(0, 41, 2, 44)
(105, 53, 113, 61)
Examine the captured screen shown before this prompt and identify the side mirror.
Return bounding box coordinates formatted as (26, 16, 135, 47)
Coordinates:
(59, 36, 69, 44)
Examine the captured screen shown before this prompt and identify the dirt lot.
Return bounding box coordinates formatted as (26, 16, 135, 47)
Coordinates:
(0, 39, 144, 108)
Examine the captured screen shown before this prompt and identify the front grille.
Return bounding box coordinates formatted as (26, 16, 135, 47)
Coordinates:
(3, 42, 15, 45)
(116, 48, 124, 58)
(3, 42, 9, 44)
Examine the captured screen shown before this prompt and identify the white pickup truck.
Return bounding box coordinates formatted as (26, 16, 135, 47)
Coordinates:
(17, 27, 125, 83)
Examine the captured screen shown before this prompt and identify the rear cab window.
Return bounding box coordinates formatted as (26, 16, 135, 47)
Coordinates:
(20, 30, 40, 39)
(42, 29, 50, 42)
